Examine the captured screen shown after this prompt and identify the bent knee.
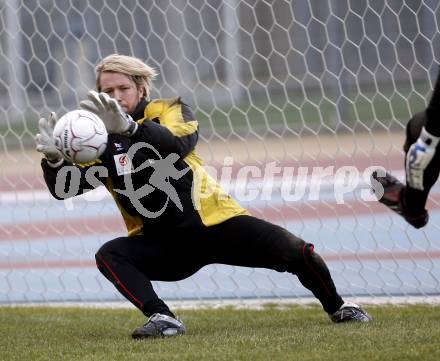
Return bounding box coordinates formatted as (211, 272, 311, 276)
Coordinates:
(280, 233, 316, 265)
(95, 237, 127, 264)
(268, 228, 311, 261)
(301, 242, 315, 258)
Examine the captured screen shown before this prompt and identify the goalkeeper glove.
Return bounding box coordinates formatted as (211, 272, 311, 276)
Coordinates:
(35, 112, 64, 167)
(406, 126, 440, 190)
(79, 91, 138, 136)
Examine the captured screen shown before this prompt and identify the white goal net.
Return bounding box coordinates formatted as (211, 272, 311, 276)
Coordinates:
(1, 0, 439, 304)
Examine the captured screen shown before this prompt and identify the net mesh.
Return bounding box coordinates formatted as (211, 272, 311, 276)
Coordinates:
(1, 0, 439, 303)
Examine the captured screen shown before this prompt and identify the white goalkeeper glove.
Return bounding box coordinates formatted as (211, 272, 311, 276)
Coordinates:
(406, 127, 440, 190)
(79, 90, 138, 136)
(35, 112, 64, 167)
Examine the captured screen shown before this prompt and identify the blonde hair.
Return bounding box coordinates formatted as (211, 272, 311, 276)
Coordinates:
(95, 54, 158, 99)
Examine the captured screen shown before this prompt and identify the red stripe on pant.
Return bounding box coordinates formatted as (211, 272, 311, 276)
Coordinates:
(95, 253, 144, 309)
(302, 243, 333, 297)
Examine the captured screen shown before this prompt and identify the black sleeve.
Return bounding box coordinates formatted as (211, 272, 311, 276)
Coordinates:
(130, 100, 199, 158)
(425, 67, 440, 137)
(41, 159, 107, 200)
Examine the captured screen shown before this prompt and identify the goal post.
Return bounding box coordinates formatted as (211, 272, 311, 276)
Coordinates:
(1, 0, 439, 305)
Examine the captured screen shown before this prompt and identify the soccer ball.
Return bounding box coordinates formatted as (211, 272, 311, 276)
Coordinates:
(53, 109, 108, 164)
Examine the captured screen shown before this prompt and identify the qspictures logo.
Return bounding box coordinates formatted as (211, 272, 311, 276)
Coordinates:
(54, 142, 387, 217)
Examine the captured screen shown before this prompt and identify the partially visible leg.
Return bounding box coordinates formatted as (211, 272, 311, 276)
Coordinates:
(371, 69, 440, 227)
(370, 112, 435, 228)
(403, 112, 440, 213)
(400, 68, 440, 218)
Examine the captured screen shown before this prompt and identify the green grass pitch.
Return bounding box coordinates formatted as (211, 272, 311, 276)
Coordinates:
(1, 304, 439, 361)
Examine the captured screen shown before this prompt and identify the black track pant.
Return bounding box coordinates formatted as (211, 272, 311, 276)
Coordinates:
(95, 215, 344, 317)
(403, 112, 440, 213)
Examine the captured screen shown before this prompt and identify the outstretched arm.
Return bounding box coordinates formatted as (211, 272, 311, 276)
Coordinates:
(41, 159, 108, 200)
(131, 118, 198, 159)
(81, 92, 198, 158)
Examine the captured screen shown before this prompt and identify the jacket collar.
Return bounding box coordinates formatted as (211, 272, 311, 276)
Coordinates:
(131, 98, 148, 121)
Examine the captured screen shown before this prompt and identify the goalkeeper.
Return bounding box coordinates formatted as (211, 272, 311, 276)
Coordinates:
(36, 54, 371, 339)
(372, 68, 440, 228)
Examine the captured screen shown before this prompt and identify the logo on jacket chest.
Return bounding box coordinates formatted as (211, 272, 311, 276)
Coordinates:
(113, 153, 133, 175)
(114, 142, 124, 151)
